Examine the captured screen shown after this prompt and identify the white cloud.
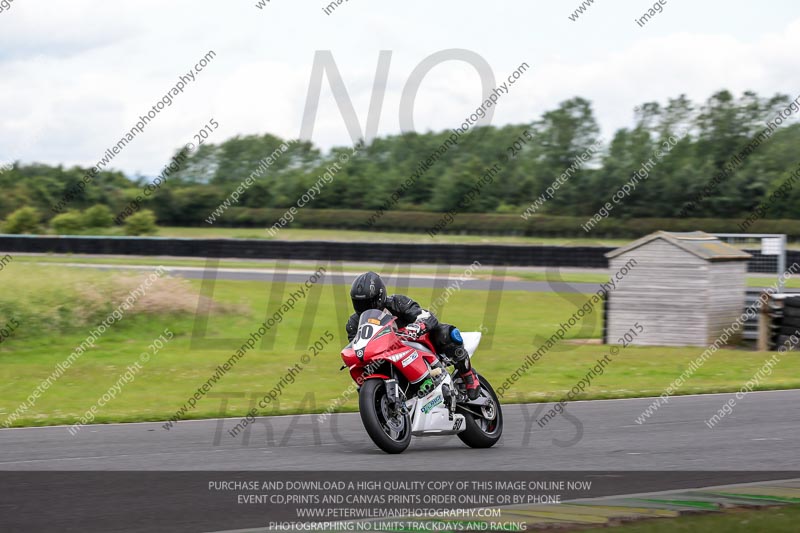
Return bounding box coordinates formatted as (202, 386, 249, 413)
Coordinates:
(0, 0, 799, 175)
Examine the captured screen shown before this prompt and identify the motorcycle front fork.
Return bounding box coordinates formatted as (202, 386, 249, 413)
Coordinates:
(385, 379, 400, 407)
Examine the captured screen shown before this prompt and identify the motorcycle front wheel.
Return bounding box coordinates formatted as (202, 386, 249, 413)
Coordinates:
(358, 379, 412, 454)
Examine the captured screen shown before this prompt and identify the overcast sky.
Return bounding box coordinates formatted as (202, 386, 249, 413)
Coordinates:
(1, 0, 799, 177)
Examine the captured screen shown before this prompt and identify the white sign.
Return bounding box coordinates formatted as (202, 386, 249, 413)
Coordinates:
(762, 237, 782, 256)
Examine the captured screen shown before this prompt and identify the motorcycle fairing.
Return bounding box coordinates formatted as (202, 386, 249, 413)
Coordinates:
(341, 309, 435, 384)
(461, 332, 482, 358)
(407, 373, 466, 436)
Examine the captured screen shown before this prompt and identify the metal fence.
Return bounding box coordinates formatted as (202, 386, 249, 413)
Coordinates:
(0, 235, 795, 275)
(714, 233, 787, 289)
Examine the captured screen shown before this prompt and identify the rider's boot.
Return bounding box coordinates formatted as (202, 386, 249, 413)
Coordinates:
(454, 349, 480, 401)
(445, 328, 480, 401)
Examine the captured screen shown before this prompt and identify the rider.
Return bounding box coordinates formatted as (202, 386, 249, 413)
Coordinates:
(345, 271, 481, 400)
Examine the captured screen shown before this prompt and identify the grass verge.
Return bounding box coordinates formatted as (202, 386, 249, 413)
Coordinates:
(579, 504, 800, 532)
(1, 263, 798, 427)
(37, 225, 800, 249)
(35, 225, 629, 245)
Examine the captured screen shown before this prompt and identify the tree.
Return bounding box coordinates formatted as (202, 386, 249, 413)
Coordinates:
(532, 97, 601, 215)
(51, 211, 86, 234)
(0, 89, 797, 224)
(3, 206, 41, 234)
(432, 157, 496, 213)
(83, 204, 113, 228)
(124, 210, 158, 236)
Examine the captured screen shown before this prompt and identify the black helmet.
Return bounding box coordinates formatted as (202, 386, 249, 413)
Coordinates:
(350, 272, 386, 314)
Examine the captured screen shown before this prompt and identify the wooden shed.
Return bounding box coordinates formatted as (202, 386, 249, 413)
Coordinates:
(605, 231, 752, 347)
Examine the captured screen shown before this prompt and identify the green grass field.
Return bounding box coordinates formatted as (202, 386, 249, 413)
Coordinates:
(580, 505, 800, 532)
(46, 224, 800, 249)
(159, 227, 634, 246)
(70, 225, 631, 246)
(1, 262, 799, 428)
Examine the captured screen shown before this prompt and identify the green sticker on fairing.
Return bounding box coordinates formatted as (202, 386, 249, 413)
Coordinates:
(421, 395, 443, 414)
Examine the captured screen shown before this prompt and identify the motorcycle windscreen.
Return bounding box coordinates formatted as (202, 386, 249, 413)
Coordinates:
(352, 309, 395, 352)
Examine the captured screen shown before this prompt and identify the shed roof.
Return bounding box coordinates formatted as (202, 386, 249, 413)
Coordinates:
(605, 231, 753, 261)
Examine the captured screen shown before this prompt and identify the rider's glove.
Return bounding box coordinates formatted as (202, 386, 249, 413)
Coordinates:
(404, 322, 427, 339)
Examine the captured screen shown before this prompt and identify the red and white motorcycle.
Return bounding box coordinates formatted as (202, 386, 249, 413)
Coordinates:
(341, 309, 502, 454)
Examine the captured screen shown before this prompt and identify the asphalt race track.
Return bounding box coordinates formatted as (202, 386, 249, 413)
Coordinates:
(172, 268, 600, 293)
(3, 390, 799, 472)
(2, 391, 799, 531)
(49, 261, 789, 294)
(48, 261, 621, 294)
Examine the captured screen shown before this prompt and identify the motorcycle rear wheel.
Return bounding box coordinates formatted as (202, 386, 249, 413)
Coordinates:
(359, 379, 412, 454)
(457, 372, 503, 448)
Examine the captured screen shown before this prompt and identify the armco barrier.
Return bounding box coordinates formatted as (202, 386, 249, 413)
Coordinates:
(0, 235, 611, 267)
(0, 235, 797, 270)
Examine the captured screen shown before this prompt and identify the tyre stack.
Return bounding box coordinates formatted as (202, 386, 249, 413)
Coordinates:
(775, 296, 800, 350)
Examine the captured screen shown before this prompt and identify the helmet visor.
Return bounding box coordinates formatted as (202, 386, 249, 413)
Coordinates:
(353, 296, 382, 314)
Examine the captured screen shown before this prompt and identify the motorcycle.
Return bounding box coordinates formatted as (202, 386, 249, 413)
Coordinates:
(340, 309, 502, 454)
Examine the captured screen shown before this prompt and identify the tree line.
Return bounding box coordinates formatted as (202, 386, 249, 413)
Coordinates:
(2, 89, 799, 230)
